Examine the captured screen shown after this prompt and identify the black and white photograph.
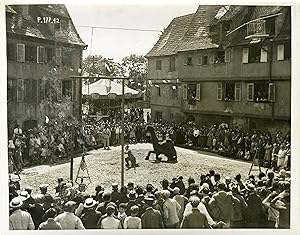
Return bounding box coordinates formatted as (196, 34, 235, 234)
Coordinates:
(2, 1, 299, 233)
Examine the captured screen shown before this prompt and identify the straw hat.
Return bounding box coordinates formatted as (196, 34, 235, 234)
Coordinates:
(83, 198, 97, 208)
(10, 197, 23, 208)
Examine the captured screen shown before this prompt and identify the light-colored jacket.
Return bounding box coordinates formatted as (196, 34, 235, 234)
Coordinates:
(163, 198, 181, 226)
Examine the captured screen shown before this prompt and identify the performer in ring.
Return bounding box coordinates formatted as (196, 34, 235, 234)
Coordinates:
(125, 145, 138, 169)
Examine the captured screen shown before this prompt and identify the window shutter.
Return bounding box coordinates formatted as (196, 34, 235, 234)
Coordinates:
(198, 56, 202, 65)
(217, 83, 222, 100)
(225, 48, 231, 62)
(268, 83, 275, 102)
(210, 53, 215, 64)
(247, 83, 254, 101)
(196, 83, 201, 101)
(56, 47, 62, 64)
(260, 46, 268, 62)
(17, 79, 24, 102)
(234, 82, 241, 101)
(17, 44, 25, 62)
(277, 44, 284, 61)
(57, 80, 63, 102)
(242, 48, 249, 63)
(183, 83, 188, 100)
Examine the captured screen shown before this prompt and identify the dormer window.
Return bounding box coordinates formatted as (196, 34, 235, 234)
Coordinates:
(246, 20, 268, 39)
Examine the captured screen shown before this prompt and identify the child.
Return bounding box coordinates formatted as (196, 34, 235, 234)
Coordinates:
(123, 205, 141, 229)
(118, 203, 127, 228)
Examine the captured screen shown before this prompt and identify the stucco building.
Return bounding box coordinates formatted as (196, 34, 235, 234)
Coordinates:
(6, 4, 86, 132)
(146, 5, 291, 133)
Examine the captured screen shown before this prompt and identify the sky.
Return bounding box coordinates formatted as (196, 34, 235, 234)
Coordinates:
(66, 4, 199, 62)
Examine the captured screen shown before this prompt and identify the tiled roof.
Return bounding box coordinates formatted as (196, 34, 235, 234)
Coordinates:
(251, 6, 283, 19)
(146, 13, 194, 57)
(6, 5, 85, 47)
(177, 6, 218, 52)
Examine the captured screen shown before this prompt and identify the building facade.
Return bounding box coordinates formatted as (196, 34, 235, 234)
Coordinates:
(146, 5, 291, 133)
(6, 5, 86, 132)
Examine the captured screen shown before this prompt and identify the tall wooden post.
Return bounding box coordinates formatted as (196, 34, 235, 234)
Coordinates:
(121, 78, 125, 187)
(70, 123, 74, 184)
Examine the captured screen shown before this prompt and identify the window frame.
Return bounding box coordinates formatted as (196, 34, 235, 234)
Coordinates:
(217, 83, 223, 101)
(17, 43, 25, 62)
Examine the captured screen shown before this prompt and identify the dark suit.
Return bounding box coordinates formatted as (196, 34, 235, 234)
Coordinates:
(141, 207, 164, 229)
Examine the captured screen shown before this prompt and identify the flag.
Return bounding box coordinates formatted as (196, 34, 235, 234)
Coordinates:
(79, 158, 87, 171)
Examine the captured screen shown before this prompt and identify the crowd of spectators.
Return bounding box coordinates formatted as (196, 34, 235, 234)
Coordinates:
(8, 110, 291, 173)
(9, 168, 290, 230)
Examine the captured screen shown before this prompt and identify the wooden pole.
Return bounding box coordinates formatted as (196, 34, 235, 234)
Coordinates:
(121, 79, 125, 187)
(70, 124, 74, 183)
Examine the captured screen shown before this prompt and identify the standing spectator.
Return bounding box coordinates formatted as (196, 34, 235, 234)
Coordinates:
(123, 205, 142, 229)
(180, 196, 209, 228)
(100, 205, 121, 229)
(54, 201, 85, 230)
(277, 144, 287, 170)
(117, 203, 127, 228)
(172, 187, 188, 223)
(141, 197, 164, 229)
(80, 198, 101, 229)
(38, 208, 62, 230)
(102, 126, 111, 150)
(111, 183, 121, 204)
(27, 195, 45, 229)
(162, 190, 181, 228)
(9, 197, 35, 230)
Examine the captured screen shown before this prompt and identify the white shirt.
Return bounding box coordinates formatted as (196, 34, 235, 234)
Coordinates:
(123, 216, 142, 229)
(101, 216, 121, 229)
(183, 202, 215, 225)
(54, 212, 85, 230)
(9, 209, 35, 230)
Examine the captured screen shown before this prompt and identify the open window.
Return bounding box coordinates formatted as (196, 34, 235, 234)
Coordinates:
(187, 84, 198, 105)
(199, 55, 208, 65)
(243, 45, 268, 63)
(215, 50, 225, 64)
(185, 56, 193, 66)
(62, 80, 73, 99)
(25, 45, 37, 63)
(224, 82, 241, 101)
(247, 82, 275, 102)
(37, 46, 46, 63)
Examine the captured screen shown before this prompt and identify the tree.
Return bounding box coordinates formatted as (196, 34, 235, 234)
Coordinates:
(121, 54, 148, 91)
(82, 55, 124, 79)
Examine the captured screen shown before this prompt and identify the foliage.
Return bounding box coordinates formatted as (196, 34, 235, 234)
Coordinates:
(121, 54, 148, 91)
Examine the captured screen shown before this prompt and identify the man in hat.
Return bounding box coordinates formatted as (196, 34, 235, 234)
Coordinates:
(9, 197, 35, 230)
(126, 191, 138, 216)
(180, 196, 209, 228)
(54, 201, 85, 229)
(111, 183, 121, 204)
(176, 176, 186, 195)
(96, 191, 112, 215)
(80, 198, 101, 229)
(141, 197, 164, 229)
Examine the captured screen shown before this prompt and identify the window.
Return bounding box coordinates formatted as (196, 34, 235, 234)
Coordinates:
(24, 79, 38, 103)
(185, 56, 192, 66)
(155, 111, 162, 121)
(215, 51, 225, 64)
(187, 84, 199, 105)
(169, 56, 175, 71)
(17, 79, 24, 102)
(265, 18, 275, 36)
(7, 43, 15, 61)
(223, 82, 241, 101)
(199, 55, 208, 65)
(57, 80, 63, 102)
(246, 20, 266, 38)
(170, 85, 178, 98)
(17, 43, 25, 62)
(210, 53, 215, 64)
(25, 45, 37, 63)
(7, 79, 13, 101)
(247, 82, 275, 102)
(243, 46, 268, 63)
(46, 47, 55, 63)
(156, 60, 162, 70)
(62, 80, 73, 99)
(277, 43, 291, 61)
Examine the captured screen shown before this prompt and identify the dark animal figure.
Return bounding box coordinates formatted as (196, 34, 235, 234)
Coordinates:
(145, 126, 177, 162)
